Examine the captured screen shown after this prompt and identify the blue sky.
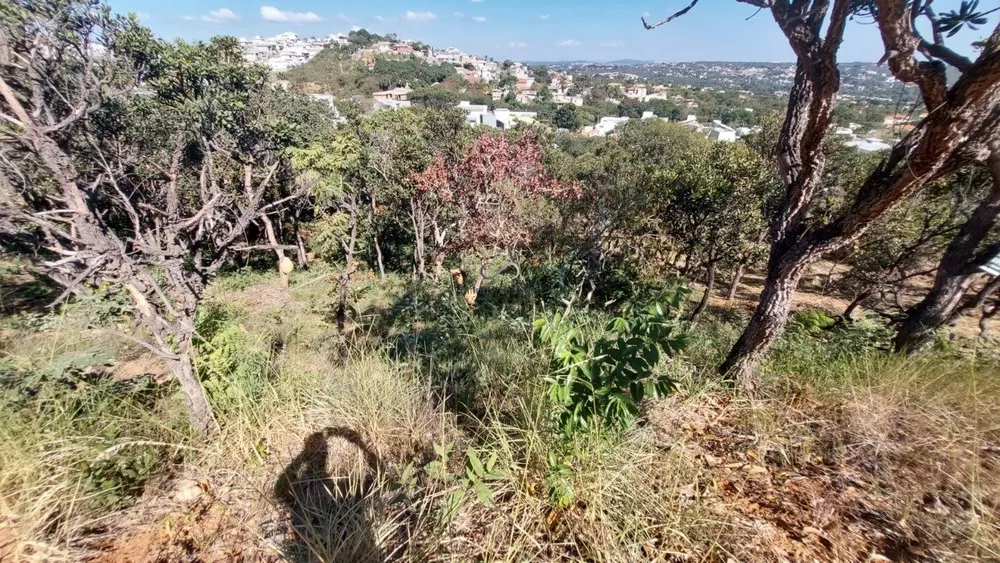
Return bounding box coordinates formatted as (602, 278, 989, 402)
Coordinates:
(112, 0, 997, 63)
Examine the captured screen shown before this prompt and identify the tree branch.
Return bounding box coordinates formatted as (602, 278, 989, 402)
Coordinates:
(642, 0, 701, 30)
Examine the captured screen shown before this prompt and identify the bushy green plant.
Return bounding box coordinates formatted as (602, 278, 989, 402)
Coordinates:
(196, 323, 273, 417)
(534, 286, 690, 435)
(79, 425, 159, 508)
(788, 308, 836, 335)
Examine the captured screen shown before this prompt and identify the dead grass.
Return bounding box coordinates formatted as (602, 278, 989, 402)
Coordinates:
(3, 268, 1000, 562)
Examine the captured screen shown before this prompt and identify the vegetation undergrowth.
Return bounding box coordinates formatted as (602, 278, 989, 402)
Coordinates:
(2, 265, 998, 562)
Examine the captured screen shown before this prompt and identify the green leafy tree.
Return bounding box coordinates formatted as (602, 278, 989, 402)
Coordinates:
(291, 132, 366, 330)
(0, 3, 308, 435)
(553, 105, 584, 131)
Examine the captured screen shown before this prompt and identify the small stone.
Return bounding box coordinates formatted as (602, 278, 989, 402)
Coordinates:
(174, 479, 204, 502)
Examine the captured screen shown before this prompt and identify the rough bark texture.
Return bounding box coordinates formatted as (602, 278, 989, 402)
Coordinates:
(166, 336, 216, 437)
(894, 154, 1000, 351)
(712, 0, 1000, 393)
(718, 0, 851, 390)
(0, 22, 301, 436)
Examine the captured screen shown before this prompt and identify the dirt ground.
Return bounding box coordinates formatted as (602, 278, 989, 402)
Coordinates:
(715, 260, 990, 340)
(83, 385, 1000, 563)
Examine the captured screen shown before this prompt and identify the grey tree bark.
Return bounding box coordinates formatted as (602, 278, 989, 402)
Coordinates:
(894, 153, 1000, 351)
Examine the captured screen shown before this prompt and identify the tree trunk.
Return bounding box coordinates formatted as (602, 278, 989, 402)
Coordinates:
(690, 261, 717, 323)
(166, 335, 216, 437)
(409, 198, 426, 278)
(719, 256, 808, 396)
(337, 212, 359, 333)
(726, 264, 745, 304)
(125, 283, 216, 437)
(371, 198, 384, 279)
(433, 252, 447, 280)
(894, 167, 1000, 352)
(841, 291, 872, 322)
(466, 257, 491, 307)
(293, 212, 308, 269)
(373, 234, 385, 279)
(260, 214, 289, 286)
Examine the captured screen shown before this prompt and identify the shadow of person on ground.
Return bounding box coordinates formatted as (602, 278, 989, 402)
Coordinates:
(274, 427, 384, 563)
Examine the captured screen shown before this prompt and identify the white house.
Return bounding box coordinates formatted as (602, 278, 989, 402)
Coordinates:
(584, 116, 630, 137)
(709, 121, 737, 142)
(477, 108, 537, 130)
(457, 101, 489, 125)
(845, 137, 892, 152)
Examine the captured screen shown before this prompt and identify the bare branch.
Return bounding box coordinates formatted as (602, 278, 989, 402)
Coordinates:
(95, 328, 182, 361)
(641, 0, 701, 30)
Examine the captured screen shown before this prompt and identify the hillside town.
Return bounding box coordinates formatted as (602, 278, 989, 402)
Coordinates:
(243, 30, 908, 150)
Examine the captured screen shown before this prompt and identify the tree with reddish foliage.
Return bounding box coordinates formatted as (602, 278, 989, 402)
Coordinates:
(411, 130, 579, 302)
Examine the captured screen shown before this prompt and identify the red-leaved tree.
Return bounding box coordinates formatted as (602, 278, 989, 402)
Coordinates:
(411, 130, 579, 301)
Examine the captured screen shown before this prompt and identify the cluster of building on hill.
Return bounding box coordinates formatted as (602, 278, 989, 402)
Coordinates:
(827, 111, 925, 153)
(351, 44, 518, 85)
(237, 31, 521, 84)
(581, 114, 761, 140)
(239, 32, 348, 72)
(259, 32, 900, 153)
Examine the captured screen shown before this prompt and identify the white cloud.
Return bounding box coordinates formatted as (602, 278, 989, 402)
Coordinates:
(470, 0, 484, 2)
(538, 14, 550, 20)
(196, 8, 239, 23)
(557, 39, 579, 47)
(642, 11, 651, 18)
(453, 11, 464, 17)
(471, 16, 487, 22)
(260, 6, 322, 23)
(509, 41, 527, 48)
(352, 25, 362, 31)
(374, 14, 386, 21)
(600, 40, 624, 47)
(405, 10, 437, 22)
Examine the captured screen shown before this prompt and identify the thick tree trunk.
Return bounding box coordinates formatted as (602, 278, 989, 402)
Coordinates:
(726, 264, 745, 304)
(894, 169, 1000, 352)
(166, 335, 216, 437)
(719, 255, 808, 396)
(690, 261, 717, 323)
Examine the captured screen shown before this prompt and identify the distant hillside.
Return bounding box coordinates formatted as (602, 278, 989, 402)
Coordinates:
(281, 46, 460, 97)
(537, 61, 919, 101)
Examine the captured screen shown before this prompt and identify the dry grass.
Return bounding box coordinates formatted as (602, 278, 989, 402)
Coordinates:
(3, 269, 1000, 562)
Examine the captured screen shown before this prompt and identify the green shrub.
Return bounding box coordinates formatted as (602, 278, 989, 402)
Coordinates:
(197, 323, 274, 417)
(534, 286, 690, 435)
